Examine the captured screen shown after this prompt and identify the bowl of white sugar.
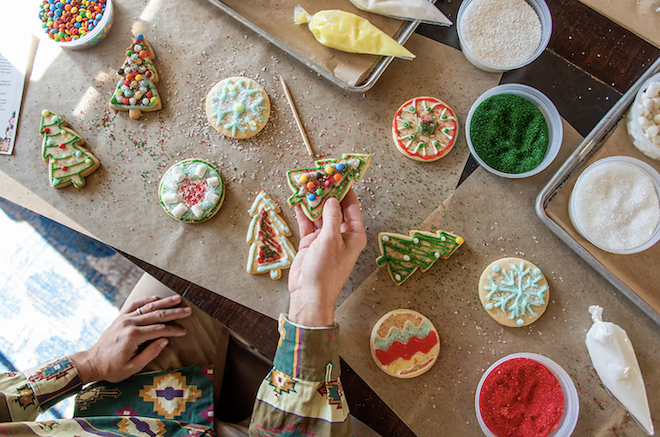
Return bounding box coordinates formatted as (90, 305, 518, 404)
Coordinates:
(569, 156, 660, 255)
(457, 0, 552, 73)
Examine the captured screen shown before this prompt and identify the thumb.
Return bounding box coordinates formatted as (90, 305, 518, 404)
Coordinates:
(129, 338, 168, 374)
(320, 197, 342, 239)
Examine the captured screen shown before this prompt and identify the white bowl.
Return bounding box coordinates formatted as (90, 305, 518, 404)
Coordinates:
(569, 156, 660, 255)
(626, 72, 660, 161)
(465, 83, 563, 178)
(475, 353, 579, 437)
(457, 0, 552, 73)
(55, 0, 114, 50)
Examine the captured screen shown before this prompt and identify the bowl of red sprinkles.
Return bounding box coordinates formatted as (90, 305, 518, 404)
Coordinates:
(475, 353, 579, 437)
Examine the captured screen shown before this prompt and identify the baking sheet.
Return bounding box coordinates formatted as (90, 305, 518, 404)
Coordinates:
(336, 120, 660, 437)
(0, 0, 502, 320)
(545, 122, 660, 316)
(213, 0, 410, 88)
(579, 0, 660, 48)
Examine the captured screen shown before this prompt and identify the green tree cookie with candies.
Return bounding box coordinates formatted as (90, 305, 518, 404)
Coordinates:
(39, 109, 100, 189)
(109, 34, 161, 120)
(287, 154, 371, 222)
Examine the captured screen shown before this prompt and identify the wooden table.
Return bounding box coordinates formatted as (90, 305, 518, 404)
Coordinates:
(4, 0, 659, 435)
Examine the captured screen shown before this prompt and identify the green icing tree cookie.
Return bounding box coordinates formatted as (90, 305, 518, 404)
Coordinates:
(376, 230, 464, 286)
(39, 110, 100, 189)
(287, 153, 371, 221)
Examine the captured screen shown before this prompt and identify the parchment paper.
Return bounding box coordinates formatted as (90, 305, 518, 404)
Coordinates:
(0, 0, 502, 319)
(218, 0, 409, 86)
(579, 0, 660, 48)
(546, 121, 660, 317)
(336, 120, 660, 437)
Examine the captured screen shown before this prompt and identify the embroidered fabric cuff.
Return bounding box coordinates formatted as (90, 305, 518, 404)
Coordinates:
(273, 314, 340, 381)
(21, 357, 83, 413)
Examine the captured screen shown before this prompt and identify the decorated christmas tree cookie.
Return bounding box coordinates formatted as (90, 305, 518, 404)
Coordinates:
(39, 109, 100, 189)
(158, 159, 225, 223)
(287, 153, 371, 222)
(205, 77, 271, 139)
(392, 97, 458, 162)
(246, 191, 297, 280)
(109, 34, 161, 120)
(376, 230, 464, 285)
(370, 309, 440, 379)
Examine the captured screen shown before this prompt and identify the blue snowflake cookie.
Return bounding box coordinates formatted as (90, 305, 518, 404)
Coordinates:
(205, 77, 271, 139)
(478, 257, 550, 327)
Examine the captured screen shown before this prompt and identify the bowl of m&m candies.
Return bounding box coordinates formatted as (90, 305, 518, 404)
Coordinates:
(38, 0, 114, 50)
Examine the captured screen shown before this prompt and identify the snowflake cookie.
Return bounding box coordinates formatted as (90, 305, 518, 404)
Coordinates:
(158, 159, 225, 223)
(478, 257, 550, 327)
(246, 191, 297, 280)
(376, 230, 464, 285)
(205, 77, 271, 139)
(287, 154, 371, 222)
(370, 309, 440, 379)
(392, 97, 458, 162)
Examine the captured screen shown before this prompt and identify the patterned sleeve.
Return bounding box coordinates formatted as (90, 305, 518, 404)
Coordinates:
(0, 357, 83, 422)
(249, 315, 354, 437)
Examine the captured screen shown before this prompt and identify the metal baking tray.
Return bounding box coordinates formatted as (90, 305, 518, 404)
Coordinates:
(536, 56, 660, 326)
(206, 0, 427, 92)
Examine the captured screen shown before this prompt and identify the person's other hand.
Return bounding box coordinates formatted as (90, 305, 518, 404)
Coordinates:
(70, 295, 191, 383)
(288, 188, 367, 327)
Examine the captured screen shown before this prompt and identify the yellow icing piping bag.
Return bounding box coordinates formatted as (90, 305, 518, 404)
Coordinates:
(293, 5, 415, 59)
(349, 0, 452, 26)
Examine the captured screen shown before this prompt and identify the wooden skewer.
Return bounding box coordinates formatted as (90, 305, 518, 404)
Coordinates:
(279, 75, 313, 156)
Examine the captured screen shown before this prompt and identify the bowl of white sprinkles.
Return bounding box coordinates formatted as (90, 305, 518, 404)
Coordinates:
(569, 156, 660, 254)
(457, 0, 552, 73)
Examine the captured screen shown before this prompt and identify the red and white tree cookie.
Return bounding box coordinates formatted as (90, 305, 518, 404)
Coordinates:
(246, 191, 296, 280)
(391, 97, 458, 162)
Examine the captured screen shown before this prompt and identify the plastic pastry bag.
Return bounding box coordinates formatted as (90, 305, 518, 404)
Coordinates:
(348, 0, 452, 26)
(585, 305, 654, 435)
(294, 6, 415, 59)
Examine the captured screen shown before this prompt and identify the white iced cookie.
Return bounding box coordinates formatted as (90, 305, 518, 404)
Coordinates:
(158, 159, 225, 223)
(205, 77, 271, 139)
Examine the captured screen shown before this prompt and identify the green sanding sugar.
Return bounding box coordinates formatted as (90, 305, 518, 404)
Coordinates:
(470, 94, 549, 174)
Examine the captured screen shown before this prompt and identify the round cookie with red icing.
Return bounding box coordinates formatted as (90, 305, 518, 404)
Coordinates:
(158, 159, 225, 223)
(370, 309, 440, 379)
(391, 97, 458, 162)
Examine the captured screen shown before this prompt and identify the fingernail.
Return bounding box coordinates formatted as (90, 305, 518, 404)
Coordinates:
(160, 339, 168, 348)
(183, 307, 192, 313)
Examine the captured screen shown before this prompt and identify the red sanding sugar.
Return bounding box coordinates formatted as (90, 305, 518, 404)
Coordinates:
(479, 358, 565, 437)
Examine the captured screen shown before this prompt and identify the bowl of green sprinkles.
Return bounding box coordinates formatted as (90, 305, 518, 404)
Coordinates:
(466, 83, 563, 178)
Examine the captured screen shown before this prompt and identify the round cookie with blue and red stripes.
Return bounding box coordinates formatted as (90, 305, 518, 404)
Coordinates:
(370, 309, 440, 379)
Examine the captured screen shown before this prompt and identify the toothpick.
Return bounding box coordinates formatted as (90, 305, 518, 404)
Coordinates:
(279, 75, 313, 156)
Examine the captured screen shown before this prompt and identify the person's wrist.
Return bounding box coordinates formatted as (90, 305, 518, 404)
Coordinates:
(70, 350, 99, 384)
(288, 292, 336, 327)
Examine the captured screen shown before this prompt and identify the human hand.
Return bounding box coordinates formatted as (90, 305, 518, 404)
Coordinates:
(288, 188, 367, 327)
(70, 295, 191, 384)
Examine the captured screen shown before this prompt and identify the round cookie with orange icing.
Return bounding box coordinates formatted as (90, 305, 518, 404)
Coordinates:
(391, 97, 458, 162)
(370, 309, 440, 379)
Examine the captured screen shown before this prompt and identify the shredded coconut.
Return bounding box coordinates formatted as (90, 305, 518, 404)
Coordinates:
(572, 161, 660, 251)
(461, 0, 542, 67)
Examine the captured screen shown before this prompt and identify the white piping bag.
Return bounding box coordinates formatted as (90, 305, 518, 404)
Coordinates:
(348, 0, 452, 26)
(586, 305, 654, 435)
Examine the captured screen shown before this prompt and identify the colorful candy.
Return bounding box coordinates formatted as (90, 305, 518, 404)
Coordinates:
(38, 0, 107, 43)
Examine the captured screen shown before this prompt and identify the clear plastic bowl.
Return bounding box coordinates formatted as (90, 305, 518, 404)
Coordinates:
(569, 156, 660, 255)
(626, 72, 660, 161)
(465, 83, 563, 178)
(475, 353, 579, 437)
(457, 0, 552, 73)
(56, 0, 114, 50)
